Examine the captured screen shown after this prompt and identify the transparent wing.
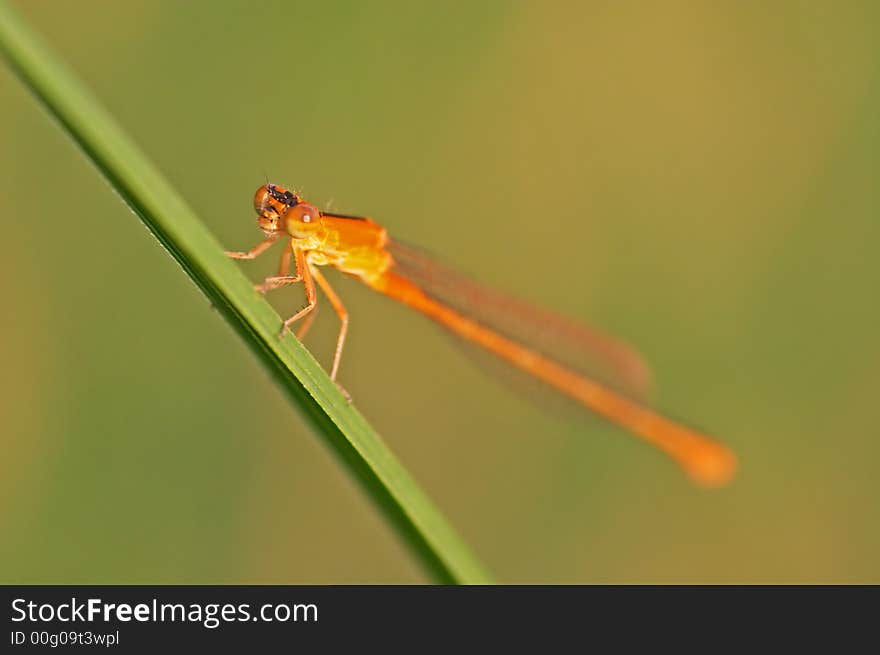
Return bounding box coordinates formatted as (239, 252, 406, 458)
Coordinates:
(388, 240, 653, 401)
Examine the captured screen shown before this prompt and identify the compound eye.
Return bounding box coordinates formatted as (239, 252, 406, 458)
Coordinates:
(253, 185, 271, 214)
(288, 203, 318, 226)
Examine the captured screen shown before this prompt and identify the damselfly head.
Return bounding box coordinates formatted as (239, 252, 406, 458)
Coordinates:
(253, 183, 300, 234)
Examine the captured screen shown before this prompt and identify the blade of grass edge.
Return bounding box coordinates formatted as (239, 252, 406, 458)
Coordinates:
(0, 1, 492, 584)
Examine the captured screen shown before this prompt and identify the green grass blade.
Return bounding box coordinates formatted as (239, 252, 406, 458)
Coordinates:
(0, 1, 491, 584)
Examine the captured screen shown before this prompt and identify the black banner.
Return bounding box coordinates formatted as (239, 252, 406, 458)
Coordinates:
(2, 586, 875, 650)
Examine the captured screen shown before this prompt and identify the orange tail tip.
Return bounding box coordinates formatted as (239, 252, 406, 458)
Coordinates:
(676, 442, 738, 488)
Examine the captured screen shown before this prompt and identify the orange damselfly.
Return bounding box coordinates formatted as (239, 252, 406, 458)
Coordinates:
(226, 184, 737, 487)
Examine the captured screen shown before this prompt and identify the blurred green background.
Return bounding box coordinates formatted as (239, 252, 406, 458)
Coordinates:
(1, 1, 878, 583)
